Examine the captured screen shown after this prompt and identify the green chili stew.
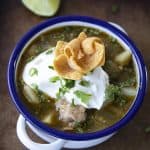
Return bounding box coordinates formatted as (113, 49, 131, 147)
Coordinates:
(16, 26, 137, 133)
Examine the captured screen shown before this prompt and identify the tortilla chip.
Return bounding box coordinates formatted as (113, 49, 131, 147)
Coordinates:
(53, 32, 105, 80)
(64, 38, 85, 59)
(55, 41, 67, 56)
(78, 32, 87, 41)
(66, 41, 105, 73)
(81, 37, 101, 55)
(53, 54, 83, 80)
(68, 56, 85, 73)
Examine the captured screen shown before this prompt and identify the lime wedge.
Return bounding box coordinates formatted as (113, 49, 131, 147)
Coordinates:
(22, 0, 60, 17)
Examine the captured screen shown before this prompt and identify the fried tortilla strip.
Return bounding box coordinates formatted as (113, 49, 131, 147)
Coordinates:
(81, 37, 101, 55)
(53, 54, 83, 80)
(53, 32, 105, 80)
(55, 41, 67, 56)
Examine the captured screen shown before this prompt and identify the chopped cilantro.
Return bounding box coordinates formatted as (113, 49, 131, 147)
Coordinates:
(29, 68, 38, 76)
(31, 83, 38, 90)
(46, 49, 53, 54)
(74, 90, 92, 104)
(26, 56, 35, 63)
(119, 78, 136, 88)
(49, 76, 60, 83)
(90, 69, 95, 73)
(88, 28, 100, 35)
(71, 98, 75, 107)
(63, 79, 75, 88)
(105, 84, 127, 106)
(54, 78, 75, 100)
(74, 121, 88, 133)
(17, 79, 25, 88)
(60, 86, 69, 94)
(64, 27, 72, 32)
(56, 86, 68, 99)
(53, 34, 65, 40)
(31, 83, 48, 103)
(48, 66, 54, 70)
(105, 84, 121, 102)
(76, 126, 83, 133)
(35, 45, 43, 53)
(56, 90, 61, 99)
(79, 80, 90, 87)
(111, 38, 117, 43)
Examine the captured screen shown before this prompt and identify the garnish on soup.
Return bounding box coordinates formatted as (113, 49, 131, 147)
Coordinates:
(16, 26, 137, 133)
(54, 32, 105, 80)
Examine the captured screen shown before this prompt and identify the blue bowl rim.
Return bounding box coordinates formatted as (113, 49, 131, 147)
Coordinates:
(7, 15, 147, 141)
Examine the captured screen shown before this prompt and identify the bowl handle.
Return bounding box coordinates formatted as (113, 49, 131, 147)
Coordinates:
(17, 115, 65, 150)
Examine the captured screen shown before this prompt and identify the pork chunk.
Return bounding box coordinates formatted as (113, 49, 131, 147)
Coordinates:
(55, 100, 86, 124)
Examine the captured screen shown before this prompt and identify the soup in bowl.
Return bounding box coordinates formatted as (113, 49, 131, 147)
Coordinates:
(8, 16, 147, 146)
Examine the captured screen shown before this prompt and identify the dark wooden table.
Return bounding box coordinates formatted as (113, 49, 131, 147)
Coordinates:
(0, 0, 150, 149)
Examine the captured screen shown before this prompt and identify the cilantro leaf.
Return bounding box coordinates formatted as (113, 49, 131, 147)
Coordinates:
(56, 89, 61, 99)
(105, 84, 121, 101)
(71, 98, 75, 107)
(49, 76, 60, 83)
(29, 68, 38, 76)
(74, 90, 92, 104)
(56, 86, 69, 99)
(63, 79, 75, 89)
(55, 78, 74, 100)
(46, 49, 53, 54)
(31, 83, 38, 90)
(79, 80, 90, 87)
(48, 66, 54, 70)
(105, 84, 127, 106)
(119, 78, 136, 88)
(26, 56, 35, 63)
(46, 47, 55, 54)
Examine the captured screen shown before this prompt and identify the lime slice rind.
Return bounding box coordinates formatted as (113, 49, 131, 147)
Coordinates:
(22, 0, 60, 17)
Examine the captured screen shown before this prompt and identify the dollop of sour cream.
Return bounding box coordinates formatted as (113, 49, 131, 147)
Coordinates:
(23, 48, 109, 110)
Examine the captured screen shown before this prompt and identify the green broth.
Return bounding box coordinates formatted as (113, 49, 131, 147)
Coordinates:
(16, 26, 137, 133)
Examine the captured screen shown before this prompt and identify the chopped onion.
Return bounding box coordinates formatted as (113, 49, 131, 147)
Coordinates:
(115, 51, 131, 66)
(23, 85, 40, 104)
(41, 112, 54, 124)
(122, 87, 137, 97)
